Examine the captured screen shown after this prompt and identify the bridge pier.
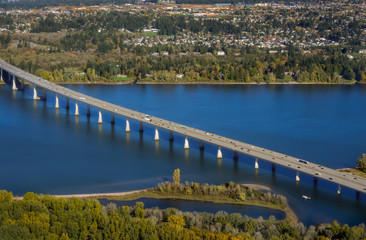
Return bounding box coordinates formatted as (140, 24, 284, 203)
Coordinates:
(111, 113, 115, 124)
(255, 158, 259, 170)
(0, 68, 3, 82)
(66, 97, 70, 109)
(43, 89, 47, 100)
(296, 171, 300, 182)
(184, 137, 189, 149)
(199, 141, 204, 150)
(139, 122, 143, 132)
(337, 185, 341, 195)
(98, 110, 103, 124)
(55, 95, 59, 109)
(87, 105, 90, 117)
(154, 128, 159, 141)
(75, 102, 79, 116)
(217, 147, 222, 159)
(21, 79, 24, 90)
(33, 86, 40, 100)
(125, 119, 130, 132)
(272, 163, 276, 173)
(169, 131, 174, 142)
(233, 151, 238, 161)
(356, 191, 360, 200)
(12, 75, 18, 91)
(313, 177, 318, 186)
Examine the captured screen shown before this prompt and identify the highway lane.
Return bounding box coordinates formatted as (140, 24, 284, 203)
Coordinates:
(1, 59, 366, 195)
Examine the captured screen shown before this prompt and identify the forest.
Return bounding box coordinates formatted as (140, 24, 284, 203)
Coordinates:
(0, 189, 365, 239)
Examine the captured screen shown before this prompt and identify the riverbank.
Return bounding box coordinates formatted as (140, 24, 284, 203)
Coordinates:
(13, 189, 146, 201)
(1, 79, 359, 86)
(135, 80, 357, 85)
(12, 183, 297, 224)
(337, 168, 366, 179)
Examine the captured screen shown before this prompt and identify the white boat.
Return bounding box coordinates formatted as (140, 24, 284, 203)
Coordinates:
(302, 194, 311, 200)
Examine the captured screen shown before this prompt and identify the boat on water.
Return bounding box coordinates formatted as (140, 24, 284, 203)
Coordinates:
(302, 194, 311, 200)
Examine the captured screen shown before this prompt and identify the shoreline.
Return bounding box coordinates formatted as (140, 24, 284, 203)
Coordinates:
(134, 80, 357, 85)
(1, 80, 360, 86)
(12, 184, 297, 223)
(13, 189, 146, 201)
(337, 168, 366, 179)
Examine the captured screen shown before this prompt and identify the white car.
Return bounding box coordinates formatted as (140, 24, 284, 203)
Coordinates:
(79, 97, 85, 100)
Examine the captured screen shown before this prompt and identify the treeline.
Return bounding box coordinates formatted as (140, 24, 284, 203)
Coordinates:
(0, 190, 365, 239)
(0, 0, 134, 10)
(19, 45, 365, 83)
(155, 181, 287, 207)
(31, 12, 150, 34)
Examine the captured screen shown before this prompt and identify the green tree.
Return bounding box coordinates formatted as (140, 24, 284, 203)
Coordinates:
(134, 202, 145, 218)
(357, 153, 366, 173)
(0, 190, 13, 203)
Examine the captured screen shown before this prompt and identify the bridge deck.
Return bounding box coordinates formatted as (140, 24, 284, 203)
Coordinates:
(1, 59, 365, 195)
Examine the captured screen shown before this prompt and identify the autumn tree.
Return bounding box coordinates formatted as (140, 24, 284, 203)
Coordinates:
(173, 168, 180, 186)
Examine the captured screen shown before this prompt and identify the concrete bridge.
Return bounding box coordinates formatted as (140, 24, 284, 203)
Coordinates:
(1, 58, 365, 198)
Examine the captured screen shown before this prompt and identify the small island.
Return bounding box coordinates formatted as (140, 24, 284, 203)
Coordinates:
(103, 169, 297, 224)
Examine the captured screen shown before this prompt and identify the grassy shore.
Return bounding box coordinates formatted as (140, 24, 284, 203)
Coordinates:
(338, 168, 366, 179)
(100, 188, 298, 224)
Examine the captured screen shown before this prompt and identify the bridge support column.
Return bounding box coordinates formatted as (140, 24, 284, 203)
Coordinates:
(255, 158, 259, 170)
(55, 95, 59, 109)
(98, 110, 103, 124)
(43, 89, 47, 100)
(66, 97, 70, 109)
(356, 191, 360, 200)
(111, 113, 115, 124)
(139, 122, 143, 132)
(184, 137, 189, 149)
(154, 128, 159, 141)
(233, 151, 238, 161)
(0, 68, 3, 82)
(21, 79, 24, 90)
(199, 141, 204, 151)
(313, 177, 318, 186)
(337, 185, 341, 195)
(75, 102, 79, 116)
(125, 119, 130, 132)
(169, 131, 174, 142)
(296, 171, 300, 182)
(12, 75, 18, 91)
(33, 86, 39, 100)
(217, 147, 222, 159)
(87, 105, 90, 117)
(272, 163, 276, 173)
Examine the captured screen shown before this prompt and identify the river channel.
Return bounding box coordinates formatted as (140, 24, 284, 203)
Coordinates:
(0, 83, 365, 226)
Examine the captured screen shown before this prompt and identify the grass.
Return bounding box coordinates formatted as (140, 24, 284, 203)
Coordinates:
(112, 76, 131, 82)
(100, 189, 298, 224)
(338, 168, 366, 179)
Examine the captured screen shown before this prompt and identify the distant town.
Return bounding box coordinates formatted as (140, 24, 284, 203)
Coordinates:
(0, 1, 365, 83)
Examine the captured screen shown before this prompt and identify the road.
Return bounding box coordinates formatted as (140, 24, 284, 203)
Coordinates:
(1, 58, 365, 195)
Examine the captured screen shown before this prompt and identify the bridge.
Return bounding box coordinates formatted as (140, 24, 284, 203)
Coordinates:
(1, 58, 365, 198)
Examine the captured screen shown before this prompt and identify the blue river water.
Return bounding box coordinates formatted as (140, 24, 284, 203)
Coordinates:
(0, 83, 366, 226)
(99, 198, 286, 220)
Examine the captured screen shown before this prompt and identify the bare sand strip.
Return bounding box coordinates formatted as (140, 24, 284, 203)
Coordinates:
(14, 189, 146, 201)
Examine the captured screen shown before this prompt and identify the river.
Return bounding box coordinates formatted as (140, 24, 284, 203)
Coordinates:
(0, 83, 365, 226)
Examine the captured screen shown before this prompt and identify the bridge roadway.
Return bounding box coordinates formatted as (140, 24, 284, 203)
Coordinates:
(1, 59, 366, 196)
